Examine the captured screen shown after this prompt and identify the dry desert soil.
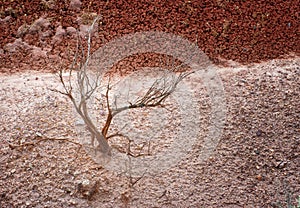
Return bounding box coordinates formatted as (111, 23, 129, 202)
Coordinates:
(0, 0, 299, 207)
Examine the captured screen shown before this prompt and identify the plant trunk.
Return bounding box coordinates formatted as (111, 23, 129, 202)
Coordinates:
(102, 112, 112, 139)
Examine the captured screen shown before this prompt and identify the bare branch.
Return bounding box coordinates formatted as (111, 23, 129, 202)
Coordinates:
(110, 134, 151, 158)
(53, 15, 196, 163)
(111, 69, 194, 117)
(8, 136, 82, 149)
(101, 79, 113, 138)
(52, 15, 111, 156)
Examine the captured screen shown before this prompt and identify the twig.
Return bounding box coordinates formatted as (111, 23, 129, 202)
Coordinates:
(106, 124, 128, 140)
(129, 171, 146, 187)
(8, 136, 82, 150)
(109, 134, 151, 158)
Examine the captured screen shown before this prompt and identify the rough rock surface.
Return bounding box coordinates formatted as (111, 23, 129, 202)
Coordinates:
(0, 0, 299, 73)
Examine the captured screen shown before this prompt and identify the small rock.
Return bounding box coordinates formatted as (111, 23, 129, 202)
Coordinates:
(69, 0, 82, 11)
(40, 30, 52, 39)
(82, 179, 90, 187)
(10, 168, 16, 174)
(254, 148, 260, 155)
(41, 0, 55, 9)
(16, 24, 29, 38)
(55, 26, 66, 38)
(256, 174, 262, 181)
(75, 119, 85, 126)
(74, 170, 81, 176)
(44, 179, 51, 184)
(69, 199, 77, 205)
(31, 47, 47, 60)
(52, 26, 66, 44)
(265, 72, 273, 77)
(256, 129, 263, 137)
(0, 16, 12, 23)
(4, 38, 31, 53)
(35, 131, 43, 137)
(66, 27, 77, 36)
(276, 161, 287, 169)
(29, 17, 51, 34)
(77, 179, 91, 191)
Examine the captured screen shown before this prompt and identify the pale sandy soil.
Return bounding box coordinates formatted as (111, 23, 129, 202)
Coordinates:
(0, 57, 299, 207)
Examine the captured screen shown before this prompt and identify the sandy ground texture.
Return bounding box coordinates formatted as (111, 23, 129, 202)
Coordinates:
(1, 0, 300, 207)
(0, 57, 299, 207)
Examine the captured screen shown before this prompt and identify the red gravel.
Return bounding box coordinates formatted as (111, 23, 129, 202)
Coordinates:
(0, 0, 299, 73)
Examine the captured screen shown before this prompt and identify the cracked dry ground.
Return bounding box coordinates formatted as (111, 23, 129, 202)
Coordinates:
(0, 0, 300, 207)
